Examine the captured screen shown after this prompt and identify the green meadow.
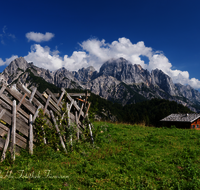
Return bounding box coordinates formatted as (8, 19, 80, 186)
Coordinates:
(1, 122, 200, 189)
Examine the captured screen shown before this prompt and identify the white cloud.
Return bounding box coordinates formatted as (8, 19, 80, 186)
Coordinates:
(22, 37, 200, 89)
(0, 55, 18, 66)
(24, 44, 62, 70)
(24, 44, 88, 71)
(80, 38, 200, 89)
(1, 37, 200, 89)
(26, 32, 54, 43)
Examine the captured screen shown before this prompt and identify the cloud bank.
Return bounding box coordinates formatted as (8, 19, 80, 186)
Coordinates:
(0, 55, 18, 66)
(2, 37, 200, 89)
(26, 32, 55, 43)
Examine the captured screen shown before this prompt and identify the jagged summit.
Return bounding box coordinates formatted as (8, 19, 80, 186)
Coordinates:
(1, 57, 30, 84)
(1, 56, 200, 112)
(72, 66, 97, 83)
(5, 57, 29, 72)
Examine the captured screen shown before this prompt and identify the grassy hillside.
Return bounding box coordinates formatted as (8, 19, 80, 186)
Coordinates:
(1, 122, 200, 189)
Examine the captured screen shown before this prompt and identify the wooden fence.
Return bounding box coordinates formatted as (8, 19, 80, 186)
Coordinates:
(0, 81, 91, 161)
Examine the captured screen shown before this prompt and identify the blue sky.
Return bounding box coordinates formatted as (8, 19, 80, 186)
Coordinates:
(1, 0, 200, 89)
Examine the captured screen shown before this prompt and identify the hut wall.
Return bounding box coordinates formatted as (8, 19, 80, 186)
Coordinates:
(191, 118, 200, 130)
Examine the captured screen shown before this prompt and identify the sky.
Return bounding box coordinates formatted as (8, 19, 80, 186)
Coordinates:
(1, 0, 200, 89)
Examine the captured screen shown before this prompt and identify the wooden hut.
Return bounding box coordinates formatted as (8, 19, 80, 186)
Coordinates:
(160, 113, 200, 129)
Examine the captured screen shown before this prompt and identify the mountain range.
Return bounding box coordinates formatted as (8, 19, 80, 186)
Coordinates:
(1, 57, 200, 112)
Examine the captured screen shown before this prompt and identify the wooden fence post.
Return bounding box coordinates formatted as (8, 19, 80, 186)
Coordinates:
(16, 93, 27, 111)
(29, 114, 33, 155)
(29, 87, 37, 103)
(69, 99, 74, 112)
(57, 89, 65, 106)
(1, 128, 10, 162)
(67, 103, 72, 147)
(0, 82, 7, 97)
(78, 103, 84, 120)
(0, 84, 92, 155)
(75, 111, 79, 140)
(84, 102, 91, 119)
(88, 124, 94, 144)
(50, 110, 67, 154)
(33, 105, 42, 122)
(43, 95, 51, 114)
(84, 91, 88, 111)
(11, 100, 16, 160)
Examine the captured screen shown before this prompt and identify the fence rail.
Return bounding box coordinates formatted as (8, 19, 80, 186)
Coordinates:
(0, 82, 91, 161)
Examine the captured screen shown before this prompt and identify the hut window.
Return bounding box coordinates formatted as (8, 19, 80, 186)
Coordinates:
(192, 125, 195, 129)
(197, 125, 199, 128)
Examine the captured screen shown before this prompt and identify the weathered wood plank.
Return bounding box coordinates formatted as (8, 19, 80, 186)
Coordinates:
(17, 82, 31, 94)
(16, 112, 28, 124)
(84, 102, 91, 119)
(0, 123, 27, 148)
(84, 91, 89, 110)
(5, 86, 36, 115)
(67, 103, 72, 146)
(78, 103, 84, 120)
(0, 108, 7, 137)
(17, 83, 44, 110)
(43, 95, 51, 114)
(65, 91, 85, 117)
(69, 99, 74, 112)
(1, 94, 29, 120)
(0, 83, 7, 97)
(41, 126, 47, 145)
(0, 124, 27, 144)
(29, 87, 37, 103)
(11, 100, 16, 160)
(0, 137, 20, 153)
(89, 124, 94, 144)
(67, 103, 71, 126)
(0, 136, 5, 150)
(75, 111, 79, 140)
(68, 93, 90, 97)
(0, 109, 6, 119)
(0, 107, 29, 137)
(69, 112, 84, 130)
(0, 124, 7, 137)
(1, 128, 10, 162)
(50, 110, 67, 154)
(33, 105, 42, 122)
(45, 89, 60, 105)
(76, 98, 88, 103)
(16, 93, 27, 111)
(57, 90, 65, 107)
(29, 114, 33, 155)
(53, 93, 60, 98)
(43, 92, 61, 112)
(0, 97, 29, 124)
(35, 90, 60, 115)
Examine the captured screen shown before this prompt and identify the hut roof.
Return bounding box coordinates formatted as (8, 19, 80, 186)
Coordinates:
(160, 113, 200, 123)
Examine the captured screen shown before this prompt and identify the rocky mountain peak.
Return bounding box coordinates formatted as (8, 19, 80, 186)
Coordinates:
(1, 57, 30, 84)
(6, 57, 29, 72)
(151, 69, 177, 96)
(136, 64, 143, 70)
(98, 57, 152, 85)
(1, 56, 200, 112)
(72, 66, 97, 82)
(85, 66, 96, 72)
